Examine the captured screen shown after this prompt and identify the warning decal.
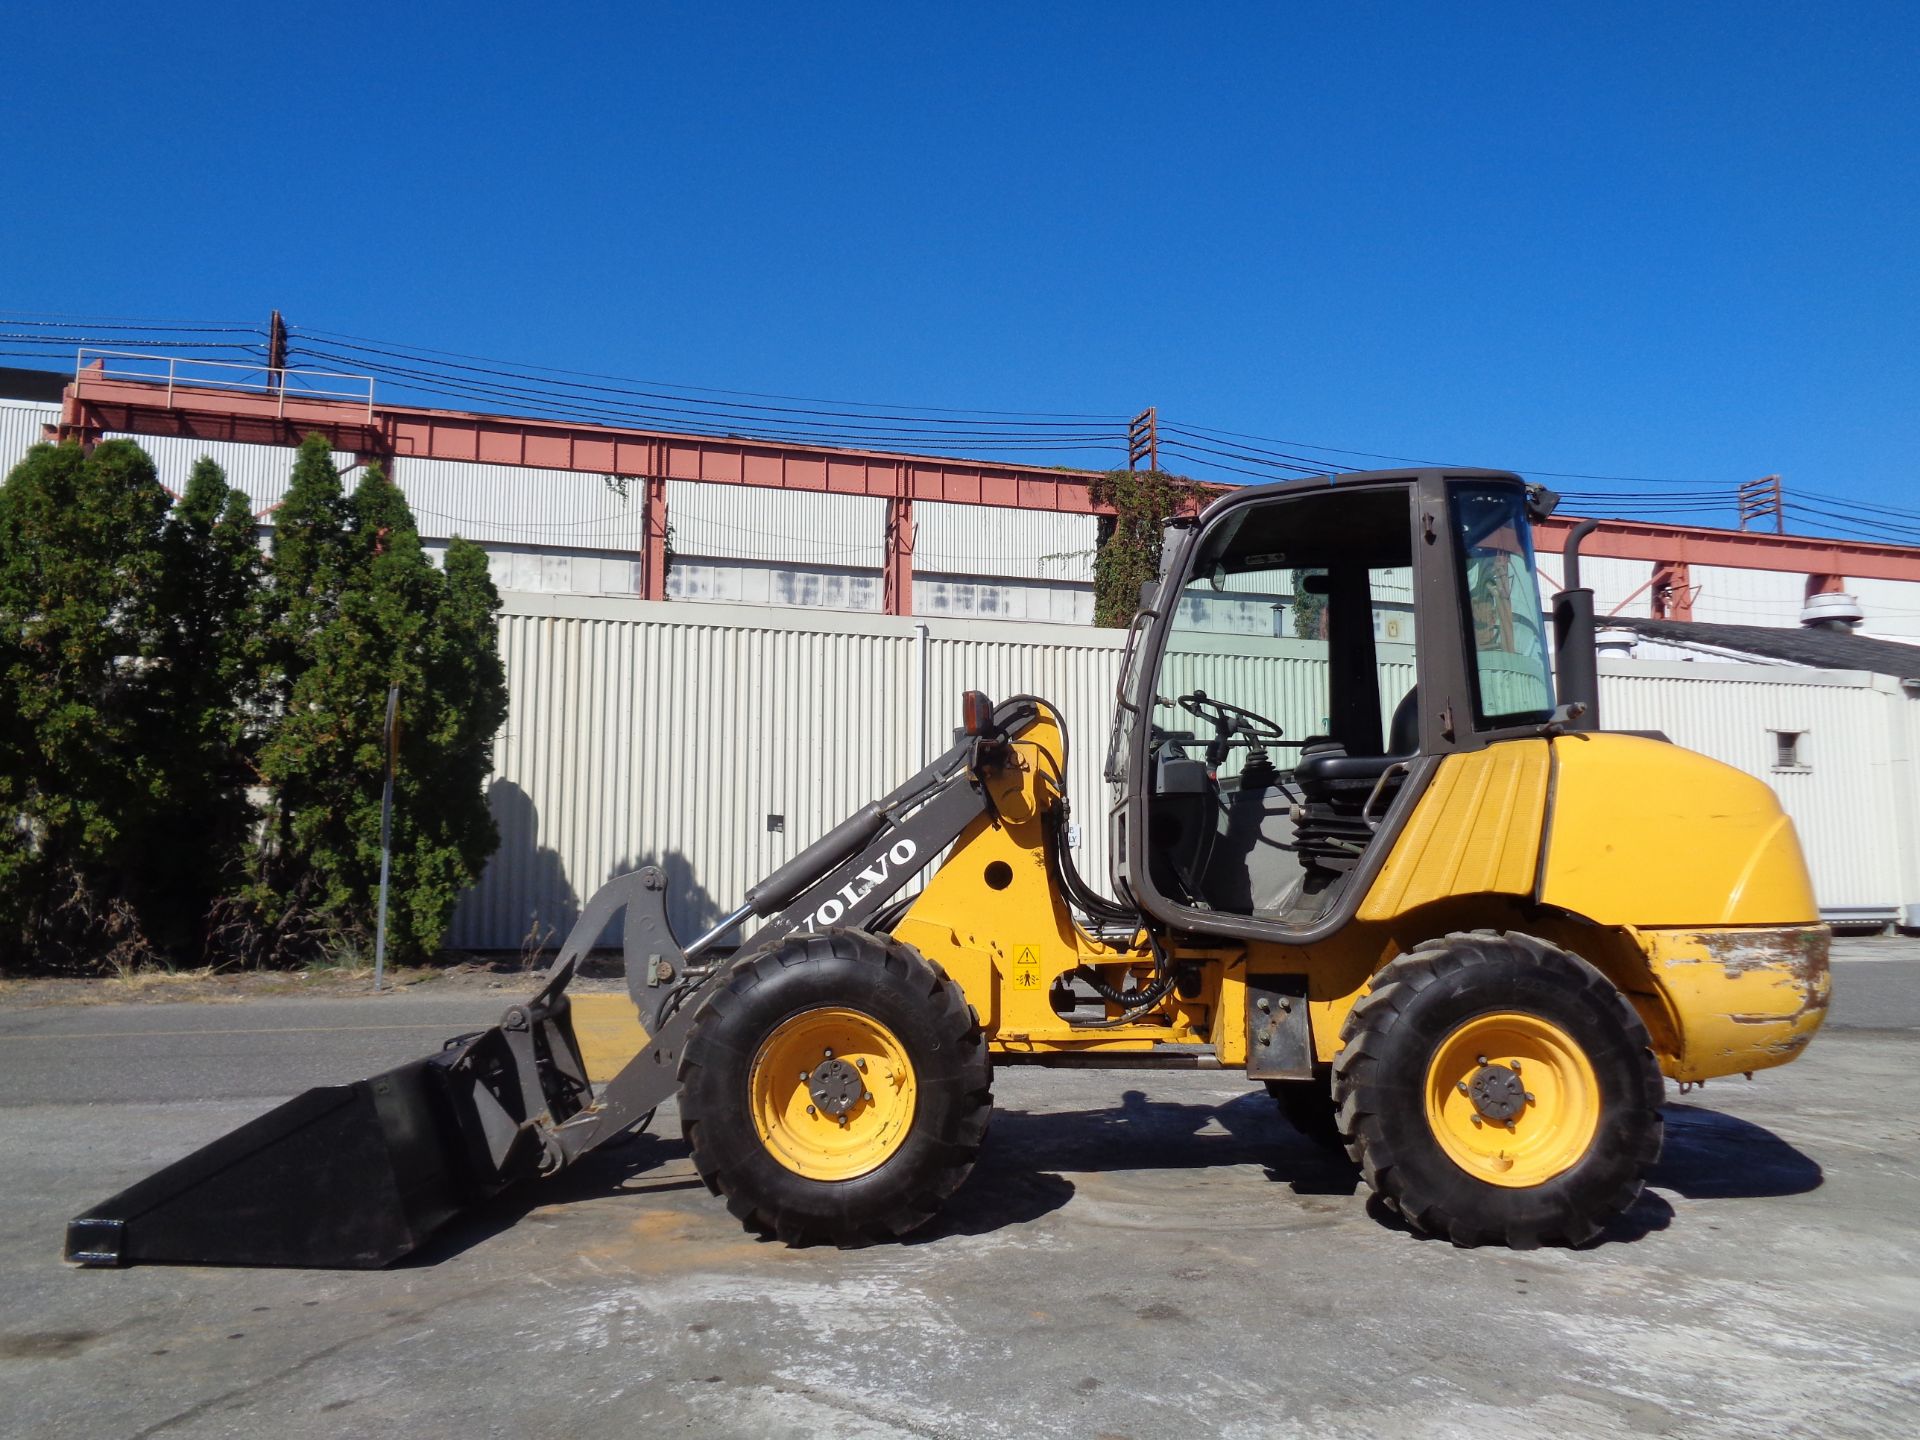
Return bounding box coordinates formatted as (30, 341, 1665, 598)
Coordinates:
(1009, 944, 1044, 990)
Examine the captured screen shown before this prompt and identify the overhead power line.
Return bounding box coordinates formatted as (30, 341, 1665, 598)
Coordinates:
(14, 309, 1920, 552)
(291, 324, 1126, 419)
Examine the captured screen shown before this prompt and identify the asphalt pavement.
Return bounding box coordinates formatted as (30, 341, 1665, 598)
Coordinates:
(2, 940, 1916, 1439)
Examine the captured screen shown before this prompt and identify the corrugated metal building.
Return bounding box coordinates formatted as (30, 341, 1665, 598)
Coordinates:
(5, 394, 1920, 945)
(448, 594, 1920, 949)
(6, 397, 1919, 637)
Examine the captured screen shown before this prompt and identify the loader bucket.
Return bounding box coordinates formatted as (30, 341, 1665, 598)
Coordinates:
(65, 1002, 590, 1269)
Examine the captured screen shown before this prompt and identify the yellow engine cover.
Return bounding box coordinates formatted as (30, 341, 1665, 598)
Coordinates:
(1539, 733, 1819, 927)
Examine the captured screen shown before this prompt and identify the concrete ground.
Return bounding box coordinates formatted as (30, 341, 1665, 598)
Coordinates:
(2, 939, 1916, 1439)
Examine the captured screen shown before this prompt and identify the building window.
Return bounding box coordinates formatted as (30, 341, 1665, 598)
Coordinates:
(1772, 731, 1808, 770)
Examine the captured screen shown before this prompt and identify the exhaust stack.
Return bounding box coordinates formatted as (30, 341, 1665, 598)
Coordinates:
(1551, 518, 1602, 733)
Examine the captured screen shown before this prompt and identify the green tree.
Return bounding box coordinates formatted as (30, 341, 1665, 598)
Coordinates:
(241, 434, 357, 953)
(252, 454, 507, 962)
(1086, 468, 1206, 628)
(0, 440, 172, 969)
(143, 458, 265, 952)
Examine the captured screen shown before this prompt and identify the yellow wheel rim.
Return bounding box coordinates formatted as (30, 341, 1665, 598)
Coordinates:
(748, 1007, 918, 1181)
(1423, 1011, 1600, 1188)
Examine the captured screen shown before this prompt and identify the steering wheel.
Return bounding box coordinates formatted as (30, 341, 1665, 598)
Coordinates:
(1177, 690, 1285, 768)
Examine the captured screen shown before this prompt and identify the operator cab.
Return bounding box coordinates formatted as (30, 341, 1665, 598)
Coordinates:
(1109, 470, 1556, 939)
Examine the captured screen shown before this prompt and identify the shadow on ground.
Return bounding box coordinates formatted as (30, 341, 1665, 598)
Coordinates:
(1649, 1102, 1824, 1199)
(407, 1093, 1824, 1262)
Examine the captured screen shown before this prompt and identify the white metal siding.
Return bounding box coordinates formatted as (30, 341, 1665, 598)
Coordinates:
(450, 598, 917, 950)
(101, 432, 357, 510)
(1535, 554, 1653, 618)
(668, 479, 885, 568)
(0, 400, 58, 476)
(394, 457, 648, 551)
(914, 573, 1093, 625)
(915, 501, 1097, 583)
(451, 600, 1920, 948)
(1688, 564, 1806, 627)
(1847, 577, 1920, 643)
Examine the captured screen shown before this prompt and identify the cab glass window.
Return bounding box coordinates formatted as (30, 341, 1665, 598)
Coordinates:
(1449, 483, 1554, 724)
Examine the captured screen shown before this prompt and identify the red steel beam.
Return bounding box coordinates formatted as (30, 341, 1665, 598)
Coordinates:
(57, 375, 1114, 516)
(58, 374, 1920, 584)
(1533, 514, 1920, 583)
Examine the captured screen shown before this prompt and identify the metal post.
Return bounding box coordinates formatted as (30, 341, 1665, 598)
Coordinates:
(883, 496, 915, 616)
(912, 620, 931, 769)
(372, 683, 400, 991)
(641, 474, 669, 601)
(1128, 408, 1158, 471)
(1738, 475, 1784, 533)
(266, 310, 287, 397)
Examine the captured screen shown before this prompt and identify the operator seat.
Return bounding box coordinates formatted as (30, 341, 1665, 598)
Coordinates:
(1292, 688, 1420, 803)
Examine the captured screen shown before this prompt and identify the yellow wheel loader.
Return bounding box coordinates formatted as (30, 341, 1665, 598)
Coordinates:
(65, 469, 1831, 1265)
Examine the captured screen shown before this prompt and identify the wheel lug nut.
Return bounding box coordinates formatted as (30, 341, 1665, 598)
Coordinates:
(1510, 1060, 1522, 1074)
(862, 1091, 873, 1103)
(856, 1058, 867, 1072)
(1506, 1120, 1517, 1132)
(1476, 1055, 1487, 1065)
(824, 1048, 833, 1059)
(807, 1105, 817, 1117)
(1470, 1115, 1483, 1127)
(1457, 1081, 1469, 1094)
(838, 1115, 848, 1129)
(800, 1071, 810, 1081)
(1524, 1092, 1536, 1104)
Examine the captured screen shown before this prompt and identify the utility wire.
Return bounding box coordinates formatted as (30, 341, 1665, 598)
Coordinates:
(289, 343, 1122, 452)
(292, 324, 1127, 420)
(16, 311, 1920, 553)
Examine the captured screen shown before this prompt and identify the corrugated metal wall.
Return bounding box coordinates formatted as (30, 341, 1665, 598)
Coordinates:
(102, 432, 357, 508)
(451, 597, 918, 950)
(916, 501, 1096, 582)
(1847, 577, 1920, 641)
(0, 400, 58, 469)
(394, 457, 648, 550)
(669, 479, 885, 568)
(1688, 563, 1806, 627)
(451, 596, 1920, 948)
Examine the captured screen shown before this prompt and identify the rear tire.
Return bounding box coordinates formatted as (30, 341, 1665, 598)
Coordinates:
(679, 929, 992, 1245)
(1332, 931, 1663, 1248)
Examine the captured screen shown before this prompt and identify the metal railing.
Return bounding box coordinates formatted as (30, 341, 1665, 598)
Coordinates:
(73, 349, 375, 420)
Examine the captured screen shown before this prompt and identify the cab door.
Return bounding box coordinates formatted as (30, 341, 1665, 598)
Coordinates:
(1108, 477, 1430, 940)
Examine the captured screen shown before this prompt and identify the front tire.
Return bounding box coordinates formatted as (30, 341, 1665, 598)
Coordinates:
(679, 929, 992, 1245)
(1332, 931, 1663, 1248)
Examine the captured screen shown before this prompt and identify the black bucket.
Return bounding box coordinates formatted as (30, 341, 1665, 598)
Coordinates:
(61, 1018, 568, 1270)
(65, 1055, 481, 1269)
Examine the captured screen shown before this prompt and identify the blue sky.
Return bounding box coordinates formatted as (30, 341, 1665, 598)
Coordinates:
(3, 3, 1915, 531)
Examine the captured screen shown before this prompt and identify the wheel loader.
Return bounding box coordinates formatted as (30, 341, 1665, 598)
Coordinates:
(65, 468, 1831, 1265)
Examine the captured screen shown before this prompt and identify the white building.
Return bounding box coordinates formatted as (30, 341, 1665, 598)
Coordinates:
(6, 376, 1920, 940)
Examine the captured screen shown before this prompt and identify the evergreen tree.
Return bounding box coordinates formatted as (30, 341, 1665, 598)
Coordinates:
(253, 456, 507, 962)
(408, 536, 508, 951)
(245, 434, 357, 948)
(143, 458, 265, 952)
(0, 441, 172, 968)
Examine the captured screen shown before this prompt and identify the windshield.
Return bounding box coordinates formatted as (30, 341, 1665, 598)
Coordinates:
(1449, 483, 1554, 724)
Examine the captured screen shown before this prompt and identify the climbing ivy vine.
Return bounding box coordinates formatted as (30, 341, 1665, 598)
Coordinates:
(1086, 468, 1207, 628)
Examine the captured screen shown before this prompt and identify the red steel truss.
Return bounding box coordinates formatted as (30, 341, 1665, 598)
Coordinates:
(56, 372, 1920, 612)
